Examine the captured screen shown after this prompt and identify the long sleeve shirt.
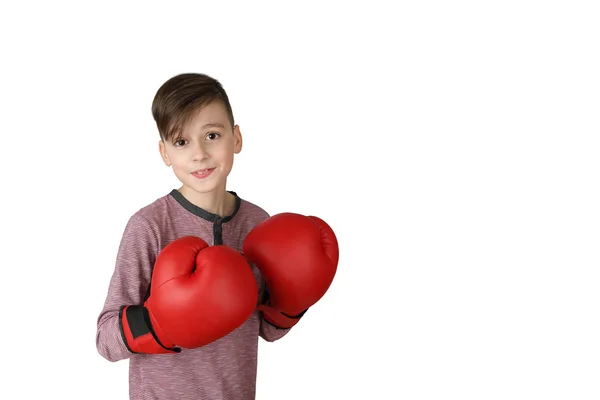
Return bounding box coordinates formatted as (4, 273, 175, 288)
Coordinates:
(96, 189, 291, 400)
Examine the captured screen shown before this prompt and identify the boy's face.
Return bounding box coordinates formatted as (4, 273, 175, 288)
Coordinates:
(158, 101, 242, 197)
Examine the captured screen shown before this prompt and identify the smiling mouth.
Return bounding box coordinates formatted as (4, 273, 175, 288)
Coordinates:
(192, 168, 215, 178)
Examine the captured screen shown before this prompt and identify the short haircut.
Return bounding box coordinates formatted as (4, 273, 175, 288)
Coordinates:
(151, 73, 235, 142)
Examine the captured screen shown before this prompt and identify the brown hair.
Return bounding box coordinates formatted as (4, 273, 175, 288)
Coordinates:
(151, 73, 235, 142)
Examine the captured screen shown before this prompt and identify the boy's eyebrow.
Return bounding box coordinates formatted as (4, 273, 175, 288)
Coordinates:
(202, 123, 225, 129)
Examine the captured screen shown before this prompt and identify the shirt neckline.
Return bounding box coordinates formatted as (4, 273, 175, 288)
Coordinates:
(168, 189, 241, 223)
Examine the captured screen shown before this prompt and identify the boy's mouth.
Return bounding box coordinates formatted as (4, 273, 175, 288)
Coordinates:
(192, 168, 215, 179)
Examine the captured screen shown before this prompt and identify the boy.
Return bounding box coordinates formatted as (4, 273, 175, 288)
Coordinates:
(96, 73, 298, 400)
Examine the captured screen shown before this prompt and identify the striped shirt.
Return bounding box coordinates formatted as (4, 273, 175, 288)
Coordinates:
(96, 189, 291, 400)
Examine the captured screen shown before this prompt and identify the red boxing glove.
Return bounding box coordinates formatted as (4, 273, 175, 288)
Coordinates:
(242, 213, 339, 329)
(119, 236, 258, 354)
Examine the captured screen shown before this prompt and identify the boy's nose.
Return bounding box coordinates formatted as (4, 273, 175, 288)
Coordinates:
(192, 142, 209, 161)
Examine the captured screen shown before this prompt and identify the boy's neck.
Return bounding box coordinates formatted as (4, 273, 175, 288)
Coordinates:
(177, 186, 236, 218)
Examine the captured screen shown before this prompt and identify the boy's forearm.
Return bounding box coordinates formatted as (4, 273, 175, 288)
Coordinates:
(96, 309, 134, 362)
(96, 214, 158, 361)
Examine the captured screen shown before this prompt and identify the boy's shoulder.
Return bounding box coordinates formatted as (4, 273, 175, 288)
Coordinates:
(236, 193, 270, 223)
(126, 192, 173, 226)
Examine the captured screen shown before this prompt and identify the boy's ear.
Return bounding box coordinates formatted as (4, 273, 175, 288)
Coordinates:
(159, 140, 171, 166)
(233, 125, 243, 154)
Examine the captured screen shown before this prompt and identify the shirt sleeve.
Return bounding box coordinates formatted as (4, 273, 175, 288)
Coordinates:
(96, 214, 159, 362)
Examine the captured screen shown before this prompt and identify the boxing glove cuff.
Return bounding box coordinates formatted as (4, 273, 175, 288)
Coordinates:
(119, 305, 181, 354)
(258, 303, 308, 330)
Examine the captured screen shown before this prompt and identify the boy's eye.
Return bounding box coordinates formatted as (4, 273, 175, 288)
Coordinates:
(174, 139, 187, 146)
(207, 133, 220, 140)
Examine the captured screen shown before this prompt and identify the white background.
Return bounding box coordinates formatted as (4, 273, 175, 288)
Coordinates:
(1, 1, 599, 399)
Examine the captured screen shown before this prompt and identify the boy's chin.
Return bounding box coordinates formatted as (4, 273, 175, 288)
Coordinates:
(182, 180, 226, 195)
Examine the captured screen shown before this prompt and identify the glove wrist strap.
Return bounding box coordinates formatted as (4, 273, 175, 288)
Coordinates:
(119, 305, 180, 354)
(257, 303, 308, 329)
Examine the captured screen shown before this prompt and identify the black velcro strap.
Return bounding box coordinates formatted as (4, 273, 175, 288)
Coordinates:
(125, 305, 150, 339)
